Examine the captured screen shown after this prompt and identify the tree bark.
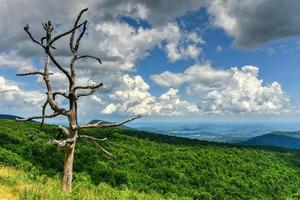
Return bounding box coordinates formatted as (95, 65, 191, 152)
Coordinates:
(62, 113, 77, 192)
(62, 141, 76, 192)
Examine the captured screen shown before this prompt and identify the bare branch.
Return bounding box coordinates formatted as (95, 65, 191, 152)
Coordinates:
(36, 100, 49, 130)
(79, 135, 107, 141)
(76, 55, 102, 64)
(42, 56, 68, 115)
(92, 141, 116, 158)
(24, 24, 45, 48)
(79, 115, 141, 129)
(51, 136, 77, 148)
(74, 83, 103, 91)
(51, 139, 67, 148)
(59, 126, 70, 137)
(53, 92, 69, 100)
(16, 72, 53, 76)
(46, 49, 72, 80)
(49, 21, 87, 47)
(74, 21, 87, 52)
(17, 112, 60, 122)
(30, 100, 49, 138)
(70, 8, 88, 53)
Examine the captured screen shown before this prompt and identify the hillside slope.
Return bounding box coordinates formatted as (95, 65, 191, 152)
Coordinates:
(240, 132, 300, 149)
(1, 119, 300, 199)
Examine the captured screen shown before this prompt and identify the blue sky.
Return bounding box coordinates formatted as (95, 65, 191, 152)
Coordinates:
(0, 0, 300, 122)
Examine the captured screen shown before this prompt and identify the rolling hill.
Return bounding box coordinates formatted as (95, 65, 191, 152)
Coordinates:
(0, 114, 22, 120)
(240, 131, 300, 150)
(1, 119, 300, 199)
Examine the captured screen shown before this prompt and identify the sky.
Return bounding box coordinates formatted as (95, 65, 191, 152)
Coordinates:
(0, 0, 300, 123)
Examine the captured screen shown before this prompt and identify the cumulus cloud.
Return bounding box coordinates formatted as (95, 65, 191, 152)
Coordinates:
(151, 65, 290, 114)
(95, 22, 203, 69)
(1, 0, 299, 53)
(151, 63, 231, 93)
(207, 0, 300, 48)
(0, 0, 204, 61)
(0, 51, 36, 73)
(101, 74, 198, 116)
(0, 0, 296, 118)
(0, 76, 44, 113)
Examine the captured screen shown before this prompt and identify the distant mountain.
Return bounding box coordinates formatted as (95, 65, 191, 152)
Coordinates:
(0, 114, 22, 120)
(239, 131, 300, 149)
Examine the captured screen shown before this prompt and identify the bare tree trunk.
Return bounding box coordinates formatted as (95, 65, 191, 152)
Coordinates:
(62, 140, 76, 192)
(62, 112, 77, 192)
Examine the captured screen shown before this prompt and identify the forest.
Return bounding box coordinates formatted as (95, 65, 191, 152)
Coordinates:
(1, 119, 300, 199)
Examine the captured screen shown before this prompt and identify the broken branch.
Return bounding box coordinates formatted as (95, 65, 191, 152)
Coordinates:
(76, 55, 102, 64)
(17, 112, 60, 122)
(79, 115, 141, 129)
(79, 135, 107, 142)
(24, 24, 45, 48)
(74, 83, 103, 91)
(16, 72, 53, 76)
(70, 8, 88, 53)
(92, 141, 116, 158)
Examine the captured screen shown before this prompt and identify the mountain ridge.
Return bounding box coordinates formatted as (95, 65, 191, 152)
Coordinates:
(239, 131, 300, 149)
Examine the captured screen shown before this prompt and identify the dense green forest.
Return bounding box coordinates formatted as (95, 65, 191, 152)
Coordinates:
(1, 119, 300, 199)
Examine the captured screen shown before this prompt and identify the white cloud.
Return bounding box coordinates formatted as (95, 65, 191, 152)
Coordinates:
(0, 76, 44, 113)
(157, 88, 199, 115)
(151, 65, 290, 114)
(151, 63, 231, 93)
(90, 95, 102, 104)
(102, 103, 118, 114)
(95, 22, 203, 68)
(101, 74, 198, 116)
(0, 51, 36, 73)
(151, 71, 186, 88)
(0, 0, 296, 118)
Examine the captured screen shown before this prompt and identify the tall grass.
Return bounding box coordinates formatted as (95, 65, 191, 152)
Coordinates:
(0, 166, 188, 200)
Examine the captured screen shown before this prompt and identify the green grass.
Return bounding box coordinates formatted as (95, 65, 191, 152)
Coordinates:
(2, 119, 300, 199)
(0, 166, 165, 200)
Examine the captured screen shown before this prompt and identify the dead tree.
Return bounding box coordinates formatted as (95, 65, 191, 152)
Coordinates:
(17, 8, 140, 192)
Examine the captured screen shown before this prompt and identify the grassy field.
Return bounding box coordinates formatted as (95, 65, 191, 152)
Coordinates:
(0, 166, 167, 200)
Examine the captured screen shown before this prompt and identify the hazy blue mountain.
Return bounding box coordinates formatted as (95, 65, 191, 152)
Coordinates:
(0, 114, 22, 120)
(239, 131, 300, 149)
(130, 122, 300, 143)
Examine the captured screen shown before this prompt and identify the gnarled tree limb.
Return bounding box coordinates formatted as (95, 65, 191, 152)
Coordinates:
(49, 21, 87, 47)
(53, 92, 69, 100)
(74, 83, 103, 91)
(16, 72, 53, 76)
(74, 21, 87, 52)
(59, 126, 70, 137)
(79, 115, 141, 129)
(17, 112, 60, 122)
(76, 55, 102, 64)
(70, 8, 88, 53)
(79, 135, 107, 141)
(92, 140, 116, 158)
(24, 24, 45, 48)
(51, 136, 77, 148)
